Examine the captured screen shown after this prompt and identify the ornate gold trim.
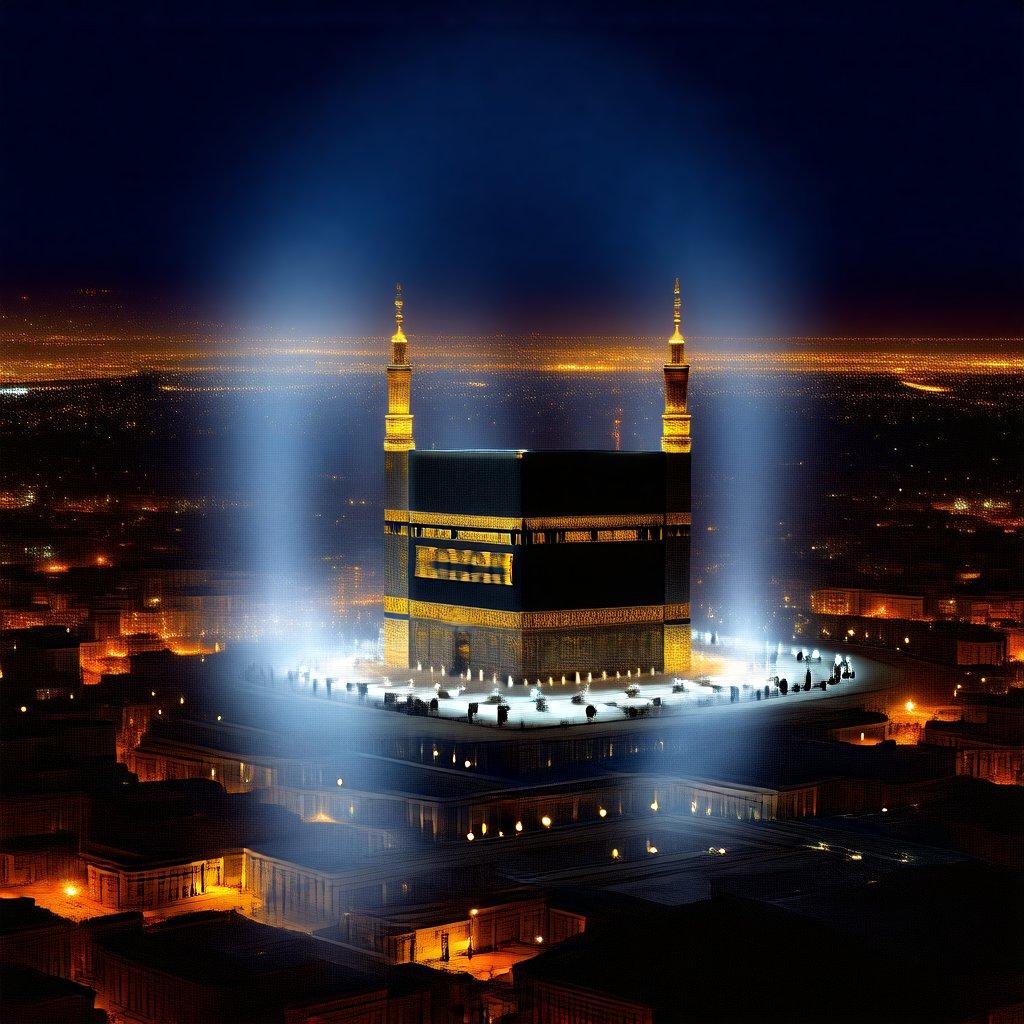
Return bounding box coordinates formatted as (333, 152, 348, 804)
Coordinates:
(414, 545, 513, 586)
(410, 511, 523, 530)
(383, 616, 409, 668)
(666, 513, 692, 526)
(664, 602, 691, 621)
(383, 596, 409, 616)
(384, 509, 410, 522)
(663, 622, 692, 673)
(525, 605, 664, 628)
(407, 510, 666, 531)
(409, 601, 521, 630)
(408, 601, 672, 630)
(524, 514, 663, 530)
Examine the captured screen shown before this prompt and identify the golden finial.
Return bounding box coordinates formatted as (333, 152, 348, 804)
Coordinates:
(391, 282, 407, 345)
(669, 277, 684, 343)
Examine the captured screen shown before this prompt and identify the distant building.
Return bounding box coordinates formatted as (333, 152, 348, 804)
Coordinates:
(811, 587, 927, 620)
(799, 613, 1007, 666)
(925, 688, 1024, 785)
(0, 964, 105, 1024)
(514, 868, 1024, 1024)
(87, 911, 430, 1024)
(0, 898, 77, 981)
(382, 282, 692, 679)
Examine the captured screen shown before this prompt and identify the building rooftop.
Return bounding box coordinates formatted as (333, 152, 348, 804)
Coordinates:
(98, 910, 383, 995)
(0, 964, 97, 1009)
(0, 897, 74, 935)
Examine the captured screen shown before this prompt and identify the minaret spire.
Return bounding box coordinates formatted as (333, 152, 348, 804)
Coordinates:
(670, 276, 684, 344)
(661, 277, 691, 453)
(391, 282, 408, 362)
(384, 283, 414, 452)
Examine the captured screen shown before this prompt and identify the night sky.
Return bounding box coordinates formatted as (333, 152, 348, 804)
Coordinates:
(2, 1, 1022, 337)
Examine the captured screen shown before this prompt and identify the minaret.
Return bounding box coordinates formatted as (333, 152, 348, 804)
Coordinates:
(661, 277, 691, 453)
(661, 278, 692, 674)
(384, 283, 415, 453)
(383, 284, 414, 668)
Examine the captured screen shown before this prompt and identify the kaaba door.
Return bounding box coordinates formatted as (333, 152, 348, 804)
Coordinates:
(453, 631, 471, 675)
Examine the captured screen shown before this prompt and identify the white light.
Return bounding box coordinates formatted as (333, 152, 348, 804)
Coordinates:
(541, 816, 552, 828)
(466, 831, 475, 841)
(63, 884, 79, 898)
(598, 807, 607, 818)
(336, 778, 343, 786)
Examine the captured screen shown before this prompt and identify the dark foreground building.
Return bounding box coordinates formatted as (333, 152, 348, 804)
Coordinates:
(382, 283, 693, 679)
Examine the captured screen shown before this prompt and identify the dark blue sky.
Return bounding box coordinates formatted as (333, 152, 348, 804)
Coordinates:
(2, 1, 1022, 337)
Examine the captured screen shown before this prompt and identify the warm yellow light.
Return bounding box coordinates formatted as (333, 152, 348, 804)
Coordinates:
(514, 820, 523, 832)
(650, 799, 659, 812)
(535, 935, 544, 944)
(470, 908, 479, 916)
(849, 852, 863, 861)
(648, 845, 658, 855)
(464, 760, 472, 768)
(611, 847, 620, 859)
(216, 715, 222, 721)
(541, 815, 552, 828)
(19, 705, 27, 713)
(466, 831, 475, 841)
(598, 807, 607, 818)
(481, 822, 488, 835)
(905, 700, 915, 713)
(63, 885, 79, 898)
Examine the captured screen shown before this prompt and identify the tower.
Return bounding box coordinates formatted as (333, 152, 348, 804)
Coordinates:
(661, 278, 692, 673)
(383, 284, 414, 668)
(661, 278, 691, 455)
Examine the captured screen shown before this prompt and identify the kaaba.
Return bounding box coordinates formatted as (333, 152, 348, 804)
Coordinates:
(382, 283, 692, 679)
